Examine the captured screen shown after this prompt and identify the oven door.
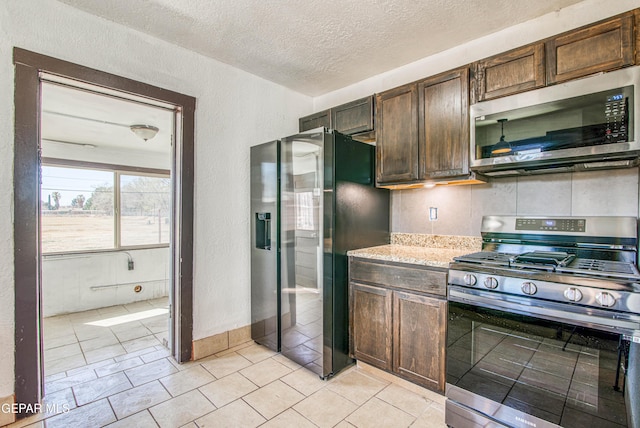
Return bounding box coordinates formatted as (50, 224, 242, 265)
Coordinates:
(446, 286, 640, 428)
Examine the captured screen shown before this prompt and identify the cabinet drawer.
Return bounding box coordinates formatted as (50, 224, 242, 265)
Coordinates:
(350, 258, 447, 296)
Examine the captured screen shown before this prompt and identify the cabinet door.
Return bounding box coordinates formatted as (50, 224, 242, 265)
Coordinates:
(375, 84, 419, 185)
(331, 96, 374, 135)
(393, 291, 446, 392)
(299, 110, 331, 132)
(350, 282, 393, 370)
(546, 12, 634, 84)
(473, 44, 545, 102)
(418, 68, 469, 180)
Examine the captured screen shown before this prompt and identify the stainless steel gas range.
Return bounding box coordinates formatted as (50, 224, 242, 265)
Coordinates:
(446, 216, 640, 428)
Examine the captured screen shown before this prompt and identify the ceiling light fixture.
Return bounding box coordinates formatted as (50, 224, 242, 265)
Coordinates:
(130, 124, 159, 141)
(491, 118, 512, 156)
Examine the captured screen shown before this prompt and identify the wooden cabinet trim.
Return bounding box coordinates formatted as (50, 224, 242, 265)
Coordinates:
(546, 12, 635, 84)
(635, 9, 640, 66)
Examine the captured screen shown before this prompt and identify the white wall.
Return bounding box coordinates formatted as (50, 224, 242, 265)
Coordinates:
(42, 248, 170, 317)
(0, 0, 312, 398)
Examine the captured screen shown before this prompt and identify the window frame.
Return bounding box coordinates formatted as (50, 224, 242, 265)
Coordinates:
(41, 158, 171, 255)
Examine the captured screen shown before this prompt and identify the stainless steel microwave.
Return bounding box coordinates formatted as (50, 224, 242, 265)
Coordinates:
(470, 66, 640, 176)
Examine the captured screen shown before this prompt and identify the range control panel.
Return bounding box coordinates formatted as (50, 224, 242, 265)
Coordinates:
(515, 218, 586, 232)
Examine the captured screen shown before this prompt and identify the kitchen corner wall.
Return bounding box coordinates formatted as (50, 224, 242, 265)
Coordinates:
(392, 168, 640, 237)
(0, 0, 311, 399)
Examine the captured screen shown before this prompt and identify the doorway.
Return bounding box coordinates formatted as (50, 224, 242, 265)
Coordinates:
(39, 80, 174, 377)
(13, 48, 195, 413)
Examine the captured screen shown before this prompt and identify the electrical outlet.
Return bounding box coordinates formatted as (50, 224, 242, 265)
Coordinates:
(128, 260, 134, 270)
(429, 207, 438, 221)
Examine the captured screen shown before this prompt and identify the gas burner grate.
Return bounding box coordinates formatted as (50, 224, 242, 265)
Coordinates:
(510, 251, 575, 267)
(453, 252, 512, 267)
(558, 259, 640, 276)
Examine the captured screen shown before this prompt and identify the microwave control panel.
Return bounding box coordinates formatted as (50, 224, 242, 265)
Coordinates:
(605, 94, 628, 142)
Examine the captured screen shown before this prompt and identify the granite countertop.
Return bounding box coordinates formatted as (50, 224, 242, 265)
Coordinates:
(347, 234, 482, 268)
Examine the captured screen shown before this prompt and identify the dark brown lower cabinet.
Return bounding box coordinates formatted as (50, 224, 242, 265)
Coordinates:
(393, 291, 446, 392)
(349, 257, 447, 393)
(350, 282, 392, 370)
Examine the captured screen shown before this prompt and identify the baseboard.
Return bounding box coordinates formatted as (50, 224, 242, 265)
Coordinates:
(192, 325, 252, 360)
(0, 394, 16, 426)
(356, 361, 446, 405)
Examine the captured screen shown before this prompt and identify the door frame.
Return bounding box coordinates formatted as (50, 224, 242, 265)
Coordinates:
(12, 48, 195, 411)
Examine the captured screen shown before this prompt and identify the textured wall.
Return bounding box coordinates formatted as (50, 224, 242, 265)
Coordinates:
(0, 0, 311, 397)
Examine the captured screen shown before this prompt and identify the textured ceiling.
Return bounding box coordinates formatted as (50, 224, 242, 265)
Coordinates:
(41, 82, 173, 156)
(57, 0, 585, 96)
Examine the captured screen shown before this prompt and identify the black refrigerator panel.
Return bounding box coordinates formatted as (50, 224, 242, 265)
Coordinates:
(329, 132, 390, 375)
(252, 128, 390, 378)
(250, 141, 280, 352)
(279, 128, 390, 378)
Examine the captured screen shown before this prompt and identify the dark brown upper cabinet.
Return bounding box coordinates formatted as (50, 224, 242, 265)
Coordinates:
(546, 12, 635, 84)
(472, 43, 545, 103)
(418, 67, 470, 180)
(375, 84, 419, 185)
(375, 67, 470, 186)
(331, 96, 374, 135)
(299, 96, 375, 142)
(299, 109, 331, 133)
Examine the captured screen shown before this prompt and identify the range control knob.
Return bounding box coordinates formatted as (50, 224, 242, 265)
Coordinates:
(463, 274, 477, 286)
(564, 287, 583, 302)
(521, 281, 537, 295)
(484, 277, 498, 289)
(596, 292, 616, 307)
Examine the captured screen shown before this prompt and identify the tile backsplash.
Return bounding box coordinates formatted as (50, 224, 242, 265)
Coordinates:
(391, 168, 640, 237)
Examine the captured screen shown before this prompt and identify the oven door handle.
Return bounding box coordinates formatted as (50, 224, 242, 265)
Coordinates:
(448, 286, 640, 338)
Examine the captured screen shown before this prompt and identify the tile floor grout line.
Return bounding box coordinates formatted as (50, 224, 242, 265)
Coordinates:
(104, 393, 120, 425)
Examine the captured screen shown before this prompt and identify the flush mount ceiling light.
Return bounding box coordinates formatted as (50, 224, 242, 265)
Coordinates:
(491, 118, 512, 156)
(130, 124, 159, 141)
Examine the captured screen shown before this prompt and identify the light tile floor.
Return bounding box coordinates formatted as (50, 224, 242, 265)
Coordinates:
(7, 300, 446, 428)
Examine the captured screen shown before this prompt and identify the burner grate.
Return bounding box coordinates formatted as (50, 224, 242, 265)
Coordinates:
(510, 251, 575, 267)
(557, 259, 640, 279)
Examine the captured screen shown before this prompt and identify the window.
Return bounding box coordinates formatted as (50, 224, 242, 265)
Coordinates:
(120, 174, 171, 246)
(41, 165, 170, 253)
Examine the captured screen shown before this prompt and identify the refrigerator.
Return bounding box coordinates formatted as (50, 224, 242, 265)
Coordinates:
(250, 128, 390, 378)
